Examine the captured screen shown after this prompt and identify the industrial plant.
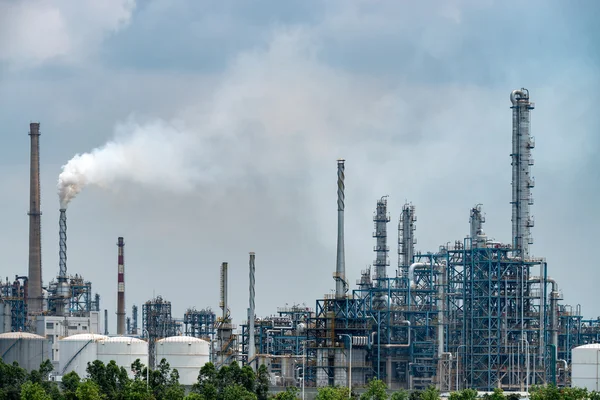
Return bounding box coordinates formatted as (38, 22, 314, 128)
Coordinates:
(1, 89, 600, 394)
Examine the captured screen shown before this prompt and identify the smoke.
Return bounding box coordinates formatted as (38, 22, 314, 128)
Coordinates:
(57, 119, 206, 208)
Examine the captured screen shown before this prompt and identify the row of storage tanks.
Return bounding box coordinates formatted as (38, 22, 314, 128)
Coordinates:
(0, 332, 209, 385)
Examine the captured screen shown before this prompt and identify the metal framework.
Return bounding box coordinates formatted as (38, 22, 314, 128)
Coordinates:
(142, 295, 179, 368)
(0, 276, 28, 331)
(184, 308, 216, 340)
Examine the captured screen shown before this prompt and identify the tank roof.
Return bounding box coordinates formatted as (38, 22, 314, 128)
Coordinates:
(100, 336, 146, 344)
(60, 333, 108, 341)
(574, 343, 600, 349)
(157, 335, 208, 344)
(0, 332, 46, 340)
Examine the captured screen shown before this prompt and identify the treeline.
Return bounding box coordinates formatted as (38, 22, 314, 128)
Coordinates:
(3, 357, 600, 400)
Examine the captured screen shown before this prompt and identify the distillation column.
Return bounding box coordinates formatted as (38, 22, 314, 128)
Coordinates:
(398, 203, 416, 277)
(510, 89, 535, 259)
(373, 196, 390, 310)
(334, 159, 348, 298)
(469, 204, 485, 248)
(117, 237, 125, 335)
(28, 122, 43, 315)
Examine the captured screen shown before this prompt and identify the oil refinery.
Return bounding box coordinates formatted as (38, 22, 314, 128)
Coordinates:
(1, 89, 599, 393)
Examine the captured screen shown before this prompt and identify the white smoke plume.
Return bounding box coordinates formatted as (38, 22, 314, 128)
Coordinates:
(57, 119, 206, 208)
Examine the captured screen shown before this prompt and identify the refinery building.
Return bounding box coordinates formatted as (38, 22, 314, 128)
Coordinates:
(1, 89, 600, 394)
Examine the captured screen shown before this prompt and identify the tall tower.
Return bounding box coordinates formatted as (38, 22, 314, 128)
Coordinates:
(373, 196, 390, 310)
(398, 202, 416, 277)
(469, 204, 485, 248)
(56, 208, 70, 316)
(334, 159, 348, 298)
(248, 252, 256, 369)
(510, 89, 535, 259)
(117, 237, 125, 335)
(28, 122, 43, 314)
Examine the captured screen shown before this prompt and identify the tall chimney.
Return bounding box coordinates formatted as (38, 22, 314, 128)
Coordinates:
(248, 252, 256, 369)
(56, 208, 69, 316)
(117, 237, 125, 335)
(335, 159, 347, 298)
(28, 122, 43, 314)
(104, 309, 109, 335)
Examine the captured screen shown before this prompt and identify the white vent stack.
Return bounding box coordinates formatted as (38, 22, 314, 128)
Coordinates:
(398, 202, 416, 277)
(248, 252, 256, 369)
(334, 159, 347, 298)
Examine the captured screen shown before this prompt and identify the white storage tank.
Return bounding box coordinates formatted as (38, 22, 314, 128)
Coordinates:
(572, 344, 600, 390)
(0, 332, 49, 371)
(97, 337, 148, 377)
(155, 336, 209, 386)
(59, 333, 108, 377)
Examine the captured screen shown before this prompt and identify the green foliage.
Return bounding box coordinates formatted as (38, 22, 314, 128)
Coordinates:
(256, 364, 270, 400)
(76, 380, 104, 400)
(420, 386, 441, 400)
(86, 359, 130, 399)
(315, 386, 351, 400)
(450, 389, 478, 400)
(410, 390, 423, 400)
(391, 390, 409, 400)
(222, 383, 258, 400)
(272, 386, 299, 400)
(361, 379, 388, 400)
(61, 371, 81, 400)
(184, 394, 206, 400)
(20, 381, 52, 400)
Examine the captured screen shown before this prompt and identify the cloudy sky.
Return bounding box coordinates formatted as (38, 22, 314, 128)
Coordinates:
(0, 0, 598, 333)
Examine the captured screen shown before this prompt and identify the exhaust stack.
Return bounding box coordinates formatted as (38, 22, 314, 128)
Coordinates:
(28, 122, 43, 314)
(117, 237, 125, 335)
(334, 159, 347, 298)
(56, 209, 70, 316)
(248, 252, 256, 369)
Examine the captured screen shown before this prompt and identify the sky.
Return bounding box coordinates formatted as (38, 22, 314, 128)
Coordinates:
(0, 0, 599, 333)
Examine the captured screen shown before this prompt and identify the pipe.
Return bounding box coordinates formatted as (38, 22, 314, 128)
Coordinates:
(56, 209, 69, 316)
(510, 89, 526, 105)
(27, 122, 43, 314)
(248, 252, 256, 369)
(116, 237, 125, 335)
(379, 321, 411, 348)
(335, 159, 347, 298)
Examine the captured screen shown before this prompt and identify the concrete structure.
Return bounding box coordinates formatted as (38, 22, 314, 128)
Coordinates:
(97, 336, 148, 378)
(571, 344, 600, 391)
(155, 336, 210, 386)
(36, 313, 101, 364)
(59, 333, 108, 377)
(28, 122, 43, 315)
(0, 332, 49, 371)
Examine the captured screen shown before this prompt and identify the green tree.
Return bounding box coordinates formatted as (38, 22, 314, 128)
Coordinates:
(121, 379, 155, 400)
(76, 380, 103, 400)
(315, 386, 350, 400)
(361, 379, 388, 400)
(272, 386, 299, 400)
(255, 364, 270, 400)
(184, 394, 206, 400)
(61, 371, 81, 400)
(20, 381, 51, 400)
(409, 390, 423, 400)
(391, 389, 409, 400)
(420, 386, 440, 400)
(222, 383, 257, 400)
(0, 358, 28, 400)
(449, 389, 478, 400)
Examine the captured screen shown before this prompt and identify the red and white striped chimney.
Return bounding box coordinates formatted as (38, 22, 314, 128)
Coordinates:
(116, 237, 125, 335)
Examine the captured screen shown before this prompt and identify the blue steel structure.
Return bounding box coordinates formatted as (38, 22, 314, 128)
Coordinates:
(240, 89, 600, 391)
(0, 276, 28, 332)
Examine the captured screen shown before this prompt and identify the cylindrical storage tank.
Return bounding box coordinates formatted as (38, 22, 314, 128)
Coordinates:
(572, 344, 600, 390)
(97, 337, 148, 378)
(155, 336, 209, 386)
(59, 334, 107, 377)
(0, 332, 49, 371)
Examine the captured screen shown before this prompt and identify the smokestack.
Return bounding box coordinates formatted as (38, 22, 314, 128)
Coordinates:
(28, 122, 43, 314)
(220, 262, 228, 321)
(56, 208, 69, 316)
(248, 252, 256, 369)
(117, 237, 125, 335)
(104, 309, 108, 335)
(335, 159, 347, 298)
